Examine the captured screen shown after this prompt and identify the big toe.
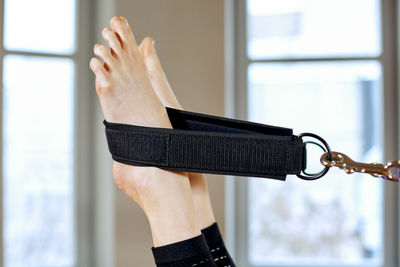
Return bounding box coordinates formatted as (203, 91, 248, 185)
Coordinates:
(140, 37, 155, 58)
(140, 37, 162, 74)
(110, 16, 136, 48)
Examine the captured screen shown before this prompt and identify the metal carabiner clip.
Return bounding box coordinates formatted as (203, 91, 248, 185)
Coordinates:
(296, 132, 400, 182)
(320, 152, 400, 182)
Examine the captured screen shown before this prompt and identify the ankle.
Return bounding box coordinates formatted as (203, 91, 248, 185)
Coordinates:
(150, 214, 201, 247)
(131, 168, 201, 247)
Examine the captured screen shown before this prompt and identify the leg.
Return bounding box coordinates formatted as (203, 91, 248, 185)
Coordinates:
(138, 37, 216, 229)
(89, 16, 200, 247)
(138, 37, 236, 266)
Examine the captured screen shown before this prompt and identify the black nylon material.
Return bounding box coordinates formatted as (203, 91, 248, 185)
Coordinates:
(104, 108, 305, 181)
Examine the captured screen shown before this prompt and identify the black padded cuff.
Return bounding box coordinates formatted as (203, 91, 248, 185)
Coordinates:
(104, 107, 306, 180)
(151, 235, 211, 265)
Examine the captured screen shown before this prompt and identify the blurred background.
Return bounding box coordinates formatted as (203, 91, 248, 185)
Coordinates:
(0, 0, 399, 266)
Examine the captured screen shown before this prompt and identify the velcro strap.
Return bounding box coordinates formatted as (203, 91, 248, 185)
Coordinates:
(104, 108, 306, 181)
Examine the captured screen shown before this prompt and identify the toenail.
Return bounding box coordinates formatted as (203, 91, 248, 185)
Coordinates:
(110, 16, 119, 24)
(90, 59, 98, 69)
(94, 45, 105, 54)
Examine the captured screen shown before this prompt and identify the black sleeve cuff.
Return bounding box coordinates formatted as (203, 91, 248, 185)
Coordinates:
(201, 222, 236, 267)
(201, 222, 222, 245)
(151, 234, 211, 266)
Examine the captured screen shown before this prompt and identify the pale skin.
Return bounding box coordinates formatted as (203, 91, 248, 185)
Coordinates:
(89, 16, 215, 247)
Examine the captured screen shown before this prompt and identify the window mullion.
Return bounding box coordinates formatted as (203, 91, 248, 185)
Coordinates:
(233, 1, 250, 267)
(0, 0, 4, 265)
(3, 50, 74, 59)
(247, 56, 382, 64)
(74, 0, 96, 265)
(380, 0, 399, 266)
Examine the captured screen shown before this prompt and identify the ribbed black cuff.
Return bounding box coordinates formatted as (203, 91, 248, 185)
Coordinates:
(201, 222, 236, 267)
(151, 234, 209, 265)
(201, 222, 222, 245)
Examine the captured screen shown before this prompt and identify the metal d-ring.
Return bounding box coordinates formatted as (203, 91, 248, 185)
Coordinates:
(302, 141, 326, 176)
(296, 132, 332, 181)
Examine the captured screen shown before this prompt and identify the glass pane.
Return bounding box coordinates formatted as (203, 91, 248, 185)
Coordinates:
(247, 0, 381, 59)
(4, 0, 76, 54)
(248, 62, 383, 265)
(3, 55, 75, 266)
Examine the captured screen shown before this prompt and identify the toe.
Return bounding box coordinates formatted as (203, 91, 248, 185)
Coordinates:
(141, 37, 162, 74)
(93, 44, 114, 67)
(89, 57, 106, 75)
(102, 27, 122, 54)
(138, 39, 145, 56)
(110, 16, 137, 49)
(140, 37, 154, 58)
(90, 57, 111, 94)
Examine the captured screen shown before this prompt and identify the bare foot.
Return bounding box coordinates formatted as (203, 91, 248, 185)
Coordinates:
(90, 19, 169, 128)
(90, 16, 200, 246)
(139, 37, 216, 229)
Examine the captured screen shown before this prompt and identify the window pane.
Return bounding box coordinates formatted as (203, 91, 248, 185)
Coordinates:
(4, 0, 76, 54)
(247, 0, 381, 59)
(3, 56, 75, 266)
(248, 62, 383, 265)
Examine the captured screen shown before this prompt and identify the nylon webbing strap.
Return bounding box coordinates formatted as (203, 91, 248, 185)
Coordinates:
(104, 108, 306, 181)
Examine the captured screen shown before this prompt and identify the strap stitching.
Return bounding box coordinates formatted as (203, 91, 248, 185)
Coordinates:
(191, 258, 209, 266)
(214, 256, 227, 262)
(210, 247, 220, 253)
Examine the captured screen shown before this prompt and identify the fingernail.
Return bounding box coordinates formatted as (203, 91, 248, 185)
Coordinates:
(152, 39, 156, 47)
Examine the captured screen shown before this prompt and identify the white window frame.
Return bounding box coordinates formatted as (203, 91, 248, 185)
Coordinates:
(0, 0, 115, 266)
(224, 0, 399, 266)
